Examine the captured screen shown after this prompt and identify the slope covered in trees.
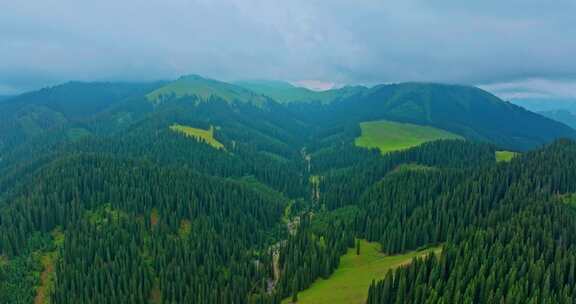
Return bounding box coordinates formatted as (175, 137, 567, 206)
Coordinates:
(323, 83, 576, 151)
(1, 75, 576, 304)
(365, 140, 576, 303)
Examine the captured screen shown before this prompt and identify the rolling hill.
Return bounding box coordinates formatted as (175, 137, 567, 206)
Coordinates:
(3, 74, 576, 304)
(147, 75, 270, 107)
(324, 83, 576, 151)
(0, 81, 163, 163)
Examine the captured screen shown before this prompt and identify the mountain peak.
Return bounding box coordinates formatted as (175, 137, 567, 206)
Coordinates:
(146, 74, 270, 107)
(178, 74, 207, 81)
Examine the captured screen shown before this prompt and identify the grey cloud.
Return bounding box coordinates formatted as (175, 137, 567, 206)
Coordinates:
(1, 0, 575, 94)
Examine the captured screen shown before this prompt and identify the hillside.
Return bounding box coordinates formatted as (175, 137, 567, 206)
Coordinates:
(2, 75, 576, 304)
(1, 81, 163, 121)
(0, 95, 12, 102)
(0, 82, 163, 163)
(324, 83, 576, 151)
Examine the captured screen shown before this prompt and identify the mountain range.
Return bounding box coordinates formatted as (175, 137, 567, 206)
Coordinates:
(2, 74, 576, 303)
(511, 97, 576, 129)
(0, 75, 573, 167)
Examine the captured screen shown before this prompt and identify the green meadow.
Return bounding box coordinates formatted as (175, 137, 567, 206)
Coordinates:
(355, 120, 462, 154)
(169, 124, 224, 149)
(495, 150, 519, 162)
(282, 240, 441, 304)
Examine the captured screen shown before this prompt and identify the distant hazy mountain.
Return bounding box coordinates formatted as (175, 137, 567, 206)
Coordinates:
(1, 75, 573, 168)
(510, 98, 576, 113)
(235, 79, 366, 104)
(510, 98, 576, 131)
(537, 109, 576, 129)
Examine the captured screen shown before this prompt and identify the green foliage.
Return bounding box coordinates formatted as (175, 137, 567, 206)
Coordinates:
(2, 75, 576, 304)
(390, 163, 437, 174)
(0, 255, 40, 304)
(366, 139, 576, 303)
(1, 155, 288, 303)
(560, 193, 576, 208)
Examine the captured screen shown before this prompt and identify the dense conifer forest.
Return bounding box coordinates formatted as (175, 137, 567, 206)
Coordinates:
(1, 77, 576, 303)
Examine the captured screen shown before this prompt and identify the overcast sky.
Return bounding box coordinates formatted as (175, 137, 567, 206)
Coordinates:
(1, 0, 576, 99)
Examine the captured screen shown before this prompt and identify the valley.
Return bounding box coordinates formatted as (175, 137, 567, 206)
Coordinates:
(2, 1, 575, 303)
(0, 75, 575, 304)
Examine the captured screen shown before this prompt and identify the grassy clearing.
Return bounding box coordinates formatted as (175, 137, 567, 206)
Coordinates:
(169, 124, 224, 149)
(496, 151, 519, 162)
(355, 120, 462, 154)
(282, 240, 441, 304)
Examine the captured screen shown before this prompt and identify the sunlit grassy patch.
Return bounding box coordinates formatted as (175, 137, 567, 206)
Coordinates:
(355, 120, 462, 154)
(169, 124, 224, 149)
(282, 240, 441, 304)
(496, 150, 519, 162)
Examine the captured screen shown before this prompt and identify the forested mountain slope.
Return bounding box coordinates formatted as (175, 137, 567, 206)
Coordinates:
(148, 75, 271, 107)
(0, 82, 164, 167)
(323, 83, 576, 151)
(1, 75, 576, 304)
(367, 140, 576, 303)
